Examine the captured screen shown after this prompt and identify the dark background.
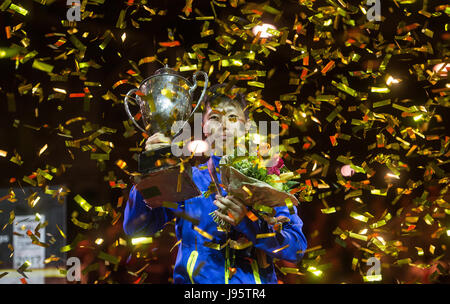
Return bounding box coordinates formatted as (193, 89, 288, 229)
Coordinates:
(0, 0, 449, 283)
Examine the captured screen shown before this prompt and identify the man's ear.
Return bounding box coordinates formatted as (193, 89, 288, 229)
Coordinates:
(202, 122, 207, 137)
(202, 120, 211, 139)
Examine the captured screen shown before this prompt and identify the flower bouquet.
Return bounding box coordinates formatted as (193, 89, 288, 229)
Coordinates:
(210, 154, 300, 229)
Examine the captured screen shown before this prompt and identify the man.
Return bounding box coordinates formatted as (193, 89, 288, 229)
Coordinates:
(123, 84, 307, 284)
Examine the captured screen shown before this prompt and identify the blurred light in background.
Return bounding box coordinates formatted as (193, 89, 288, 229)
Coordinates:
(386, 75, 401, 86)
(252, 23, 277, 39)
(341, 165, 355, 177)
(433, 62, 449, 77)
(187, 140, 209, 154)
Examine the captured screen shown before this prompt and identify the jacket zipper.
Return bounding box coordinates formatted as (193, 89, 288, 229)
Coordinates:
(187, 250, 198, 284)
(225, 245, 230, 284)
(251, 259, 262, 284)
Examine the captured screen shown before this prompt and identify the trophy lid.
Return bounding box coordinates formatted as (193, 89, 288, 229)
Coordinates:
(154, 65, 178, 76)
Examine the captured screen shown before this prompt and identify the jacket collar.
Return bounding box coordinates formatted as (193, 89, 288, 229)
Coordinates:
(210, 153, 222, 168)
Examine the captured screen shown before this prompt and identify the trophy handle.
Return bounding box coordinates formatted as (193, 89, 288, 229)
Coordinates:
(124, 88, 147, 134)
(187, 70, 209, 122)
(172, 71, 209, 139)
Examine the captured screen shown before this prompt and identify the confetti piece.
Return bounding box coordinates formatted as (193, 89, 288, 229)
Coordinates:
(38, 144, 48, 156)
(272, 244, 290, 254)
(112, 79, 128, 89)
(82, 263, 100, 275)
(348, 232, 368, 241)
(321, 207, 337, 214)
(32, 60, 54, 73)
(55, 224, 66, 239)
(131, 237, 153, 245)
(186, 250, 198, 284)
(306, 266, 322, 277)
(350, 211, 369, 223)
(74, 194, 92, 212)
(246, 210, 258, 222)
(193, 226, 213, 240)
(97, 251, 121, 265)
(71, 217, 92, 230)
(9, 3, 28, 16)
(36, 168, 52, 180)
(321, 60, 335, 74)
(138, 56, 157, 65)
(0, 0, 448, 285)
(363, 274, 382, 282)
(279, 267, 304, 275)
(159, 41, 180, 47)
(256, 233, 276, 239)
(170, 239, 182, 252)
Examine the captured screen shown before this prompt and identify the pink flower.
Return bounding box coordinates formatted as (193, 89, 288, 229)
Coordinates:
(267, 157, 284, 176)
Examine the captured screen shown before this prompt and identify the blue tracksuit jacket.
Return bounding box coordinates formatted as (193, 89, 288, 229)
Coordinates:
(123, 154, 307, 284)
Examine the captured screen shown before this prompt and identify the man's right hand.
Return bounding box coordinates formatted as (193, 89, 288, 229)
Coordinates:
(145, 132, 171, 151)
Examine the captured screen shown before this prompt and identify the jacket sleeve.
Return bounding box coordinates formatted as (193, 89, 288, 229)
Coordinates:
(123, 185, 176, 236)
(234, 205, 307, 263)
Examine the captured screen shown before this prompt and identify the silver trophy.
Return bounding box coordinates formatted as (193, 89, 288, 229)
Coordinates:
(124, 66, 208, 207)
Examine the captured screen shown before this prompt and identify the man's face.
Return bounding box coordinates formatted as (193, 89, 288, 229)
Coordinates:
(202, 97, 247, 153)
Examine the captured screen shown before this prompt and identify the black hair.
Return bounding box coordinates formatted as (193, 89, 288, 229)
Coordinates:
(203, 83, 249, 119)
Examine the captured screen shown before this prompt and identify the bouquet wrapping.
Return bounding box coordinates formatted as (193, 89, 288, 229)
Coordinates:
(209, 155, 300, 230)
(219, 156, 300, 208)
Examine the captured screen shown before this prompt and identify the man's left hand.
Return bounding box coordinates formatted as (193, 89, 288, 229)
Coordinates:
(213, 195, 247, 226)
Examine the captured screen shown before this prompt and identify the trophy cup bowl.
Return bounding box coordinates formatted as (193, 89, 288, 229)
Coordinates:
(124, 66, 208, 207)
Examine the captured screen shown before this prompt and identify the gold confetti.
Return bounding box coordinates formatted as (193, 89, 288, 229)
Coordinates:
(32, 59, 54, 73)
(0, 0, 448, 285)
(38, 144, 48, 156)
(256, 233, 276, 239)
(193, 226, 213, 240)
(74, 194, 92, 212)
(272, 244, 290, 254)
(131, 237, 153, 245)
(97, 251, 121, 265)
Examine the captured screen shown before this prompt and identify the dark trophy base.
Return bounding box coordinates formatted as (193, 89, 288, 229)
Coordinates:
(135, 145, 201, 208)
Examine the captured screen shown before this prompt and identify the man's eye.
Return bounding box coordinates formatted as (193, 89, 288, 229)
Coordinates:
(228, 115, 238, 122)
(209, 115, 219, 121)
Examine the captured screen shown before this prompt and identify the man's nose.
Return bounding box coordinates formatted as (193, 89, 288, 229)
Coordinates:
(220, 117, 228, 130)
